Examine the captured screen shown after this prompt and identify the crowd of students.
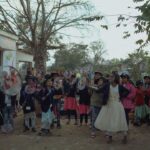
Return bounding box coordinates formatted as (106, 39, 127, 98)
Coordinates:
(0, 69, 150, 144)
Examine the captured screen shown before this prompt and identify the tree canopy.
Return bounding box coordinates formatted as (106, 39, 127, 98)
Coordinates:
(117, 0, 150, 48)
(0, 0, 94, 72)
(50, 43, 89, 70)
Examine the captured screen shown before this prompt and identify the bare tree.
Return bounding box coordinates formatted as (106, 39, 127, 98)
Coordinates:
(88, 41, 106, 70)
(0, 0, 93, 73)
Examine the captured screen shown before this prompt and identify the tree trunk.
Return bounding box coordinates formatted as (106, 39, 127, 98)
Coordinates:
(34, 47, 47, 74)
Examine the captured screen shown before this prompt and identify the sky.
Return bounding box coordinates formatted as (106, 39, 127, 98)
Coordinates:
(47, 0, 146, 65)
(88, 0, 141, 59)
(0, 0, 144, 64)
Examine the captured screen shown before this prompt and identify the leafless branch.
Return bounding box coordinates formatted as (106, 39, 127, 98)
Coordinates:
(5, 0, 26, 18)
(0, 6, 16, 34)
(40, 0, 46, 41)
(45, 0, 62, 41)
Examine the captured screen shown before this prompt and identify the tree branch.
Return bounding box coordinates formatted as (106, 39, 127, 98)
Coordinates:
(33, 0, 41, 37)
(6, 0, 26, 19)
(1, 7, 31, 44)
(45, 0, 62, 41)
(51, 15, 86, 35)
(40, 0, 46, 41)
(19, 0, 33, 34)
(0, 6, 17, 35)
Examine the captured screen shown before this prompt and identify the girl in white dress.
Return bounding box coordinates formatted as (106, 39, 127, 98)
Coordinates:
(94, 72, 129, 144)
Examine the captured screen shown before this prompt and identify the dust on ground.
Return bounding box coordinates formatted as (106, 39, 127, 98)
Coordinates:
(0, 113, 150, 150)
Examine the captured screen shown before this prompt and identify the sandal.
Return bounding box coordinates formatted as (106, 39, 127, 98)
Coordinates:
(107, 136, 112, 144)
(122, 136, 127, 144)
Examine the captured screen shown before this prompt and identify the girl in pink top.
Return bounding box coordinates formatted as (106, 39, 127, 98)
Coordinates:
(121, 73, 136, 126)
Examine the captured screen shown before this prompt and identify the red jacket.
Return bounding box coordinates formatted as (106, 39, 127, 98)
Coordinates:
(135, 88, 145, 106)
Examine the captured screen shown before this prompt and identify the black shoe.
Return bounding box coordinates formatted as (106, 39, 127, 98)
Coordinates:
(38, 129, 47, 136)
(122, 136, 127, 144)
(40, 129, 52, 136)
(45, 129, 49, 133)
(134, 122, 141, 127)
(50, 124, 54, 129)
(40, 128, 45, 132)
(147, 119, 150, 126)
(32, 128, 36, 132)
(23, 127, 29, 132)
(57, 124, 61, 129)
(107, 136, 112, 144)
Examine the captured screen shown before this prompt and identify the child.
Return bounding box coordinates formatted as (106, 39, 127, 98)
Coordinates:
(64, 75, 78, 125)
(77, 77, 90, 126)
(0, 90, 5, 130)
(94, 72, 129, 144)
(121, 73, 136, 126)
(20, 76, 36, 132)
(1, 72, 16, 133)
(34, 83, 43, 118)
(134, 80, 150, 126)
(39, 78, 55, 136)
(53, 80, 63, 128)
(88, 73, 105, 138)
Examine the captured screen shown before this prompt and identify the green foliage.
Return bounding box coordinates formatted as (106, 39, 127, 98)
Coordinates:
(100, 25, 108, 30)
(51, 43, 89, 70)
(97, 49, 150, 81)
(116, 24, 121, 27)
(101, 58, 124, 74)
(125, 49, 150, 81)
(136, 39, 144, 45)
(88, 41, 106, 69)
(0, 0, 94, 72)
(118, 15, 125, 21)
(84, 15, 104, 21)
(123, 31, 131, 39)
(50, 40, 106, 71)
(119, 0, 150, 47)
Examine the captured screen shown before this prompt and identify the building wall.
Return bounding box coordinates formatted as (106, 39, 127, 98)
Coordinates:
(16, 51, 34, 67)
(0, 36, 16, 50)
(0, 30, 17, 51)
(0, 30, 34, 77)
(0, 30, 18, 71)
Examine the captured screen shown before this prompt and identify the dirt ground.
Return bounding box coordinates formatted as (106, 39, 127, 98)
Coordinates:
(0, 113, 150, 150)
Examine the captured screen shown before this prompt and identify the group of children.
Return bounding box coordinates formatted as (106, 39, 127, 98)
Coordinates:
(1, 70, 150, 143)
(19, 74, 63, 135)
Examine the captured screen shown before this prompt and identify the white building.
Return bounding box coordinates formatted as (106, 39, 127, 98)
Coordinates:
(0, 30, 34, 79)
(0, 30, 18, 70)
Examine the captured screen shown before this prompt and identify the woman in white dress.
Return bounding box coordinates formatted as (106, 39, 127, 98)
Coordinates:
(94, 72, 129, 144)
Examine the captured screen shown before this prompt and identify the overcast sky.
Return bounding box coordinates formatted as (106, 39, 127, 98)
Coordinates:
(88, 0, 141, 59)
(48, 0, 144, 65)
(0, 0, 145, 64)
